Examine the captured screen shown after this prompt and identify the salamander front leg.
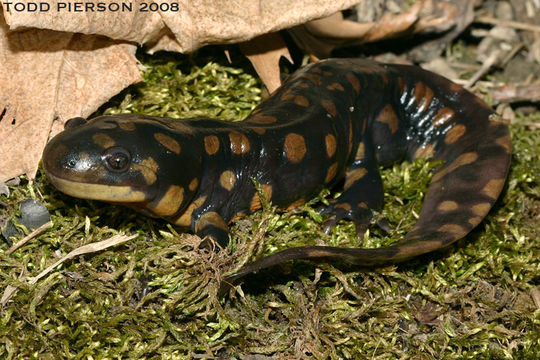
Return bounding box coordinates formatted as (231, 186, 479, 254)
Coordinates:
(194, 211, 230, 248)
(319, 157, 384, 237)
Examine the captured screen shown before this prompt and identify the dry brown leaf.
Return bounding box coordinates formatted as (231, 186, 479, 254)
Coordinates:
(289, 0, 464, 58)
(3, 0, 169, 45)
(4, 0, 360, 53)
(0, 13, 142, 183)
(239, 33, 292, 93)
(408, 0, 473, 62)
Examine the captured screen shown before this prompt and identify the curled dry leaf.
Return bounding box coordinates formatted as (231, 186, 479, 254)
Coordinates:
(4, 0, 360, 53)
(239, 32, 292, 94)
(0, 13, 142, 182)
(289, 0, 467, 59)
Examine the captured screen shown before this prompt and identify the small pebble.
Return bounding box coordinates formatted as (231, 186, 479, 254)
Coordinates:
(1, 199, 50, 244)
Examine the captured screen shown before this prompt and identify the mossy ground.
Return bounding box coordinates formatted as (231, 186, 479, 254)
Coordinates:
(1, 47, 539, 359)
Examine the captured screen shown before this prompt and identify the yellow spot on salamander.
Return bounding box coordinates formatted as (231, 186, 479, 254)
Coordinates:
(133, 158, 159, 185)
(437, 200, 459, 211)
(294, 95, 309, 107)
(118, 121, 136, 131)
(92, 133, 115, 148)
(322, 100, 337, 117)
(148, 185, 184, 217)
(482, 178, 506, 200)
(437, 224, 466, 235)
(231, 211, 247, 222)
(304, 73, 322, 86)
(327, 82, 345, 91)
(335, 202, 351, 211)
(204, 135, 220, 155)
(432, 107, 455, 127)
(413, 82, 434, 112)
(344, 168, 367, 190)
(165, 121, 194, 134)
(229, 132, 250, 154)
(284, 133, 306, 163)
(219, 170, 236, 191)
(195, 211, 228, 232)
(281, 88, 294, 101)
(325, 162, 338, 183)
(250, 127, 266, 135)
(154, 133, 181, 154)
(445, 124, 467, 144)
(325, 134, 337, 158)
(355, 142, 365, 160)
(468, 216, 484, 227)
(397, 77, 405, 95)
(375, 104, 399, 134)
(471, 202, 492, 217)
(173, 196, 207, 227)
(285, 198, 306, 211)
(346, 73, 361, 93)
(431, 152, 478, 183)
(449, 81, 464, 93)
(495, 135, 512, 154)
(250, 114, 278, 124)
(413, 144, 435, 159)
(348, 125, 354, 156)
(189, 178, 199, 192)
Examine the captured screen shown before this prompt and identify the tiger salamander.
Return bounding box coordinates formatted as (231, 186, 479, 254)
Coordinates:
(42, 58, 511, 285)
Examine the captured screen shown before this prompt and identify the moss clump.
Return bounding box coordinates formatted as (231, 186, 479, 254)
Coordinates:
(1, 47, 538, 359)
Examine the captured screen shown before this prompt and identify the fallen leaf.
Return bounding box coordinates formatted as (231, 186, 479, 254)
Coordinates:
(4, 0, 360, 53)
(0, 13, 142, 182)
(289, 0, 465, 59)
(239, 32, 292, 93)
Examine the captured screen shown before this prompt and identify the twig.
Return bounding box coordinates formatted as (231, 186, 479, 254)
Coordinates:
(500, 42, 525, 67)
(28, 234, 138, 284)
(476, 16, 540, 33)
(6, 221, 52, 254)
(492, 82, 540, 103)
(464, 50, 500, 89)
(1, 234, 138, 306)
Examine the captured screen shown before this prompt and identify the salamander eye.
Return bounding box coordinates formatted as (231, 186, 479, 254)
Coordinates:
(102, 147, 131, 172)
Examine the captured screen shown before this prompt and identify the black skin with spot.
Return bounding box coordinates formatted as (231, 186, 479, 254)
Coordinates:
(42, 59, 511, 291)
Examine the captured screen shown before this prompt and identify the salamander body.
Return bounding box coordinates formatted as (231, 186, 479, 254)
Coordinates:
(42, 59, 511, 283)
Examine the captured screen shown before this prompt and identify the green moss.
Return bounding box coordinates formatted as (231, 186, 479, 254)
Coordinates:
(1, 47, 538, 359)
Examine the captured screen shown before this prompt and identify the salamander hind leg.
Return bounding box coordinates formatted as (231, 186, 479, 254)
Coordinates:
(194, 211, 230, 249)
(319, 143, 384, 237)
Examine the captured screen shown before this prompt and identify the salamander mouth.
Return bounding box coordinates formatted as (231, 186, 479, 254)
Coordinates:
(45, 171, 149, 203)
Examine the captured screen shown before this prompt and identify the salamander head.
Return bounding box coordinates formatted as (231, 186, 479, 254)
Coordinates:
(43, 115, 201, 218)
